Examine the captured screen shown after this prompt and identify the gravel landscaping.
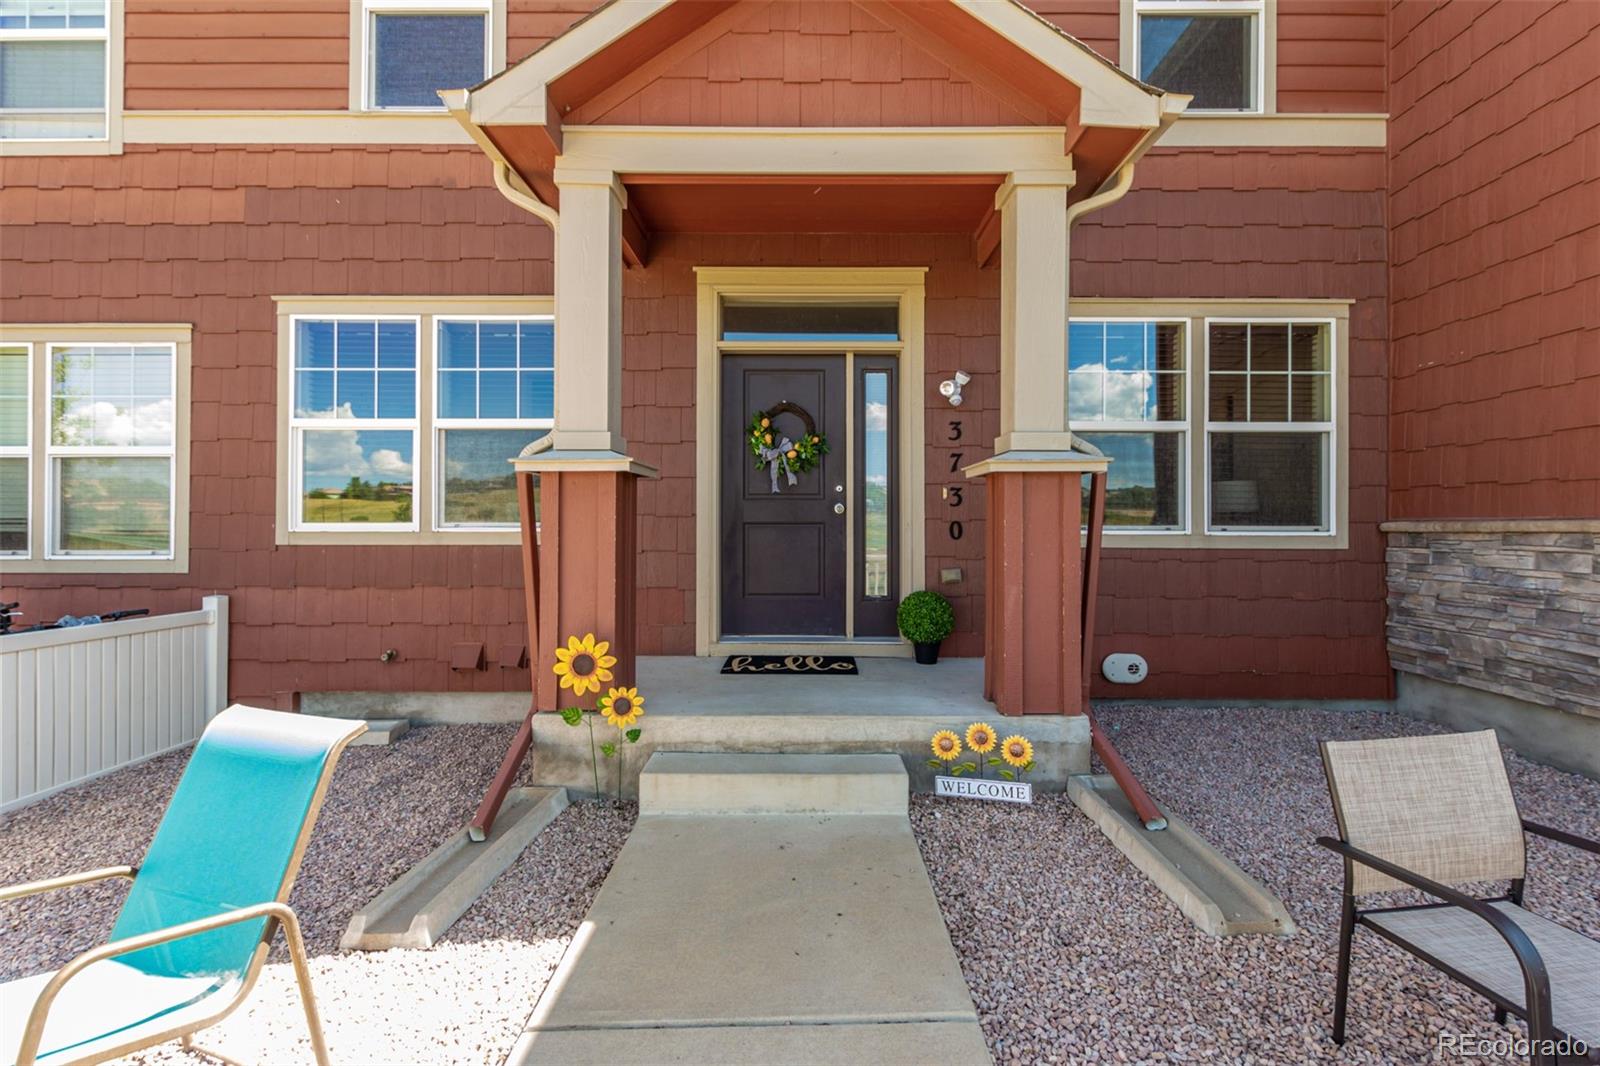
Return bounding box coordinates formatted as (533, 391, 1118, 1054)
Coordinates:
(0, 724, 635, 1066)
(911, 705, 1600, 1065)
(3, 707, 1595, 1065)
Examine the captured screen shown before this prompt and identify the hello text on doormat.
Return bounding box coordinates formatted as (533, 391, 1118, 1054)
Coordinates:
(720, 655, 859, 675)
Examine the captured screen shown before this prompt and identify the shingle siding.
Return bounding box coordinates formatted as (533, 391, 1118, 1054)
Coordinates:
(1387, 0, 1600, 521)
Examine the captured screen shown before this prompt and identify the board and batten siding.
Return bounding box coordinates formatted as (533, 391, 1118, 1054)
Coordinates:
(0, 596, 228, 812)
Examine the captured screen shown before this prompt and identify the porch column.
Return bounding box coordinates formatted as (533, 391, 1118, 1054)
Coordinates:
(517, 167, 657, 710)
(968, 171, 1108, 716)
(993, 173, 1075, 455)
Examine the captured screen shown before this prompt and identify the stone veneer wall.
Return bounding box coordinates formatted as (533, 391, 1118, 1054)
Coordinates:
(1384, 522, 1600, 719)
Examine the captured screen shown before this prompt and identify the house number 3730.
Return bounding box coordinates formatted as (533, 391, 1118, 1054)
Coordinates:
(946, 419, 964, 541)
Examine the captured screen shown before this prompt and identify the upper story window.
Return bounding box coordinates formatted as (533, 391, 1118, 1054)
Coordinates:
(363, 0, 491, 111)
(0, 0, 109, 140)
(1134, 0, 1264, 113)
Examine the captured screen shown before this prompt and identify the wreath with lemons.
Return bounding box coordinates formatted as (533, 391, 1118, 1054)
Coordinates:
(747, 402, 828, 491)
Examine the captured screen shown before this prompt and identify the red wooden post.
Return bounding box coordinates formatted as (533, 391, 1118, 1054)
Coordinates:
(1077, 468, 1167, 831)
(468, 471, 541, 842)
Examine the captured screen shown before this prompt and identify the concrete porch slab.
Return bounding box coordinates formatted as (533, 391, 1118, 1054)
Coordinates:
(511, 796, 988, 1064)
(636, 655, 992, 716)
(339, 786, 568, 951)
(1068, 774, 1296, 938)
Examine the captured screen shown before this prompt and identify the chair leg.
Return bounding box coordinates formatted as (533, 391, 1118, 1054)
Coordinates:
(278, 910, 332, 1066)
(1333, 897, 1355, 1045)
(1494, 1006, 1508, 1026)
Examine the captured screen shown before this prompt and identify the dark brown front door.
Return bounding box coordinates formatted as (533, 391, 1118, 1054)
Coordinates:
(721, 355, 847, 637)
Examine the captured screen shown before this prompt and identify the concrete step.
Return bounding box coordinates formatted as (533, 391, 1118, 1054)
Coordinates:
(347, 718, 409, 746)
(638, 752, 907, 816)
(340, 786, 568, 950)
(1068, 774, 1296, 938)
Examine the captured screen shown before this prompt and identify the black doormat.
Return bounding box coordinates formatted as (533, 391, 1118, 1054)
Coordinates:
(721, 654, 859, 676)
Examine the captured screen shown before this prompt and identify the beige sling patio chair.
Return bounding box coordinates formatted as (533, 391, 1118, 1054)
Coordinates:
(1317, 729, 1600, 1066)
(0, 705, 365, 1066)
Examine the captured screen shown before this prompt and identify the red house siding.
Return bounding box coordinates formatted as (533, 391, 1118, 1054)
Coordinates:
(0, 146, 549, 704)
(1386, 0, 1600, 521)
(121, 0, 602, 112)
(1275, 0, 1387, 113)
(0, 141, 1390, 703)
(572, 0, 1041, 127)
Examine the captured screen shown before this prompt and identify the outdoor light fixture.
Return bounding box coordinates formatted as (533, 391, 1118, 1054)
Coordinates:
(939, 370, 970, 406)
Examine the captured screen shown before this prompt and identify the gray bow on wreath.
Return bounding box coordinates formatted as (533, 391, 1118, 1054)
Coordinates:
(757, 436, 798, 493)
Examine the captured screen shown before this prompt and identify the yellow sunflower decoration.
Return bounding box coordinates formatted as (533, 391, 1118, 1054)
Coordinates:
(930, 730, 962, 762)
(552, 633, 616, 697)
(600, 686, 644, 729)
(964, 723, 996, 754)
(1000, 735, 1034, 768)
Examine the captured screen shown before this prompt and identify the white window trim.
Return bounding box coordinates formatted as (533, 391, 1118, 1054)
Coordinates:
(352, 0, 501, 114)
(45, 341, 179, 560)
(432, 313, 553, 533)
(1069, 316, 1193, 535)
(1067, 298, 1348, 550)
(287, 313, 423, 534)
(0, 1, 124, 157)
(0, 324, 192, 573)
(274, 295, 553, 546)
(0, 344, 32, 558)
(1125, 0, 1274, 116)
(1203, 316, 1337, 537)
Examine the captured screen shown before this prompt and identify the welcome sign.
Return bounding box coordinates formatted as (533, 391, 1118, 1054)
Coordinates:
(934, 775, 1033, 805)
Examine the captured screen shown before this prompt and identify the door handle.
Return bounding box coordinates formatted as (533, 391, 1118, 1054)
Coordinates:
(833, 502, 846, 515)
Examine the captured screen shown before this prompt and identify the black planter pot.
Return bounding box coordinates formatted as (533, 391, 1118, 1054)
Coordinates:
(913, 641, 941, 665)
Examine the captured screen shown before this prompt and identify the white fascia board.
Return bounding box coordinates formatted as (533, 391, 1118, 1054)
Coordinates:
(469, 0, 674, 125)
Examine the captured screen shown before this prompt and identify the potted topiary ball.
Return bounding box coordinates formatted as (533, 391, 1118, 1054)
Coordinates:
(897, 590, 955, 665)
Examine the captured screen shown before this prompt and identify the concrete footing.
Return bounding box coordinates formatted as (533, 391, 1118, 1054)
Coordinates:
(1395, 673, 1599, 780)
(1068, 774, 1295, 938)
(340, 786, 568, 951)
(347, 718, 409, 745)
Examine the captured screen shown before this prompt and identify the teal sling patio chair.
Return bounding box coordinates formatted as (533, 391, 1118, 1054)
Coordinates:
(1, 705, 367, 1066)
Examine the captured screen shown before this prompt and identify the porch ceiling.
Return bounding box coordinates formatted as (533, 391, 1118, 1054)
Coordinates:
(621, 174, 1003, 235)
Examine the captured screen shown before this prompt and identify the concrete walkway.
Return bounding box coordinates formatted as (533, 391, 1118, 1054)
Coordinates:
(509, 754, 991, 1065)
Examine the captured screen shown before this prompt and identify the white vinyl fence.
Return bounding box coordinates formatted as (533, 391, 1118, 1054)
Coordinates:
(0, 595, 228, 813)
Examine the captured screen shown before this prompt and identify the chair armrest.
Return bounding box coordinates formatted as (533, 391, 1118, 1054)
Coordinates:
(1315, 836, 1553, 1034)
(13, 900, 299, 1066)
(0, 866, 136, 904)
(1523, 820, 1600, 856)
